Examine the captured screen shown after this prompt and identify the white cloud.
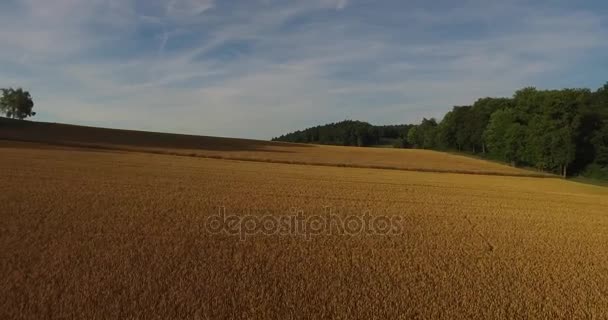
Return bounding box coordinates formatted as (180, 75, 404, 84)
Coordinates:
(0, 0, 606, 139)
(0, 0, 136, 63)
(166, 0, 214, 18)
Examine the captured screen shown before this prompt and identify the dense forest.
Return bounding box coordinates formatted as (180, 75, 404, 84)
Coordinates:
(272, 120, 413, 147)
(274, 84, 608, 179)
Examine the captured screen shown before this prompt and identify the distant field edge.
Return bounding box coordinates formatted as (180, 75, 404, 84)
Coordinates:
(0, 137, 560, 179)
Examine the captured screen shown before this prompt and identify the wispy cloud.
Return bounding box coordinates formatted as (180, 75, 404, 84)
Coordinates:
(166, 0, 214, 18)
(0, 0, 606, 139)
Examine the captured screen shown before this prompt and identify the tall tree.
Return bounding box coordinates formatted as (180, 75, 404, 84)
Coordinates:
(470, 97, 514, 153)
(438, 106, 472, 151)
(483, 108, 518, 163)
(274, 82, 608, 180)
(0, 88, 35, 120)
(592, 124, 608, 166)
(407, 126, 420, 148)
(416, 118, 439, 149)
(503, 123, 527, 166)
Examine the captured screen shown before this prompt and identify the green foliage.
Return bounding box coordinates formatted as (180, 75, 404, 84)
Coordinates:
(483, 109, 517, 161)
(582, 163, 608, 180)
(272, 120, 412, 147)
(406, 126, 419, 148)
(421, 118, 439, 149)
(504, 123, 527, 165)
(275, 82, 608, 179)
(407, 118, 439, 149)
(437, 106, 471, 151)
(437, 98, 514, 153)
(0, 88, 35, 120)
(392, 138, 408, 148)
(592, 124, 608, 166)
(412, 83, 608, 178)
(470, 97, 514, 153)
(375, 124, 412, 140)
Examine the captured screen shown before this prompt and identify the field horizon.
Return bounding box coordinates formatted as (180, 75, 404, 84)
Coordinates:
(3, 118, 608, 319)
(3, 0, 607, 317)
(2, 138, 607, 319)
(0, 117, 553, 179)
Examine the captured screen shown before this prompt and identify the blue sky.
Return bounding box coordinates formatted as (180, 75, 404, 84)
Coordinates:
(1, 0, 607, 139)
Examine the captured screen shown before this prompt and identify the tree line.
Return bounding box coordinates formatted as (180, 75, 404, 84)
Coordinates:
(272, 120, 413, 147)
(407, 85, 608, 178)
(4, 83, 607, 179)
(274, 84, 608, 179)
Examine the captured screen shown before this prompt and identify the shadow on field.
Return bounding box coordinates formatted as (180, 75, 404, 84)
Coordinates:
(0, 118, 558, 179)
(0, 118, 307, 153)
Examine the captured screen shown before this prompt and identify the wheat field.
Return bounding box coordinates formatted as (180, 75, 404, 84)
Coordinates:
(1, 140, 607, 319)
(0, 119, 542, 177)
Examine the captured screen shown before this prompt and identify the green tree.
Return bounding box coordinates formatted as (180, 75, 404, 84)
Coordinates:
(0, 88, 35, 120)
(437, 110, 457, 149)
(470, 97, 514, 153)
(437, 106, 472, 151)
(407, 126, 419, 148)
(502, 123, 526, 166)
(552, 127, 576, 177)
(415, 118, 439, 149)
(273, 82, 608, 180)
(483, 109, 518, 162)
(592, 124, 608, 166)
(273, 120, 405, 147)
(525, 115, 553, 171)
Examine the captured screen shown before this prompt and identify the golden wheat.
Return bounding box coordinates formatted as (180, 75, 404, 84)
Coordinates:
(0, 120, 543, 177)
(1, 141, 607, 319)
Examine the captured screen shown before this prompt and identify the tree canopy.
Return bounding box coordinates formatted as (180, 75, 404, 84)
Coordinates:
(274, 83, 608, 179)
(0, 88, 35, 120)
(406, 84, 608, 178)
(272, 120, 412, 147)
(273, 83, 608, 179)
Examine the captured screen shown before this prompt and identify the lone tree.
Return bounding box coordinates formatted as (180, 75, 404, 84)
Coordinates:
(0, 88, 35, 120)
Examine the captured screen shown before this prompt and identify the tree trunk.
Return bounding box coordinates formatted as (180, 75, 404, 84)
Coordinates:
(482, 143, 486, 154)
(562, 164, 568, 178)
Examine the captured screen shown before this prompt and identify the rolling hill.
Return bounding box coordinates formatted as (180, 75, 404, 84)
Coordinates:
(0, 118, 547, 177)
